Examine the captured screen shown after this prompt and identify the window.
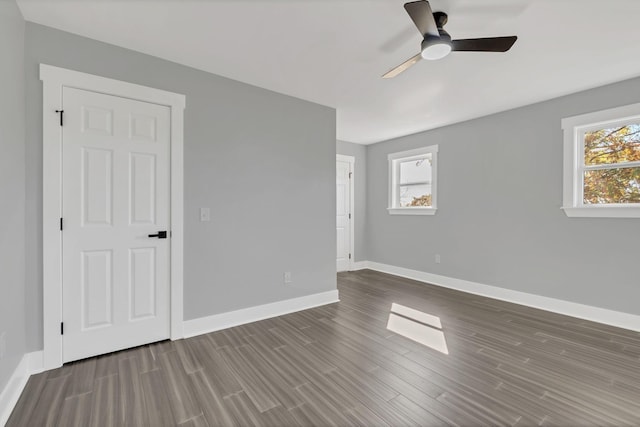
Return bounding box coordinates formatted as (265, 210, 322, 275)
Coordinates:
(388, 145, 438, 215)
(562, 103, 640, 218)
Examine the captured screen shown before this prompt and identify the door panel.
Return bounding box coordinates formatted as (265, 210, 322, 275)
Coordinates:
(129, 247, 156, 320)
(82, 148, 113, 226)
(62, 87, 170, 362)
(130, 153, 157, 225)
(336, 160, 351, 272)
(81, 250, 113, 329)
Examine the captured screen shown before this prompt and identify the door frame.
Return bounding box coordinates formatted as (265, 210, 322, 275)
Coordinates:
(336, 154, 355, 272)
(41, 64, 186, 370)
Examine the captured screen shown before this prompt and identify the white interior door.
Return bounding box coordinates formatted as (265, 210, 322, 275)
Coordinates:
(337, 159, 352, 272)
(62, 87, 171, 362)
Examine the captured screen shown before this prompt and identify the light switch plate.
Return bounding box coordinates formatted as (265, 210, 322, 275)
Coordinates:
(200, 207, 210, 222)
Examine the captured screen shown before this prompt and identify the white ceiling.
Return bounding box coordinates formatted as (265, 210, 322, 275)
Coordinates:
(17, 0, 640, 144)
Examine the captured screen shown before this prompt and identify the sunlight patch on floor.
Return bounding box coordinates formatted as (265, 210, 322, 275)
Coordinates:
(387, 303, 449, 354)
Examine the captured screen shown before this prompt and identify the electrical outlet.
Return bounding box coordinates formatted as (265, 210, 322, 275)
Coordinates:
(0, 332, 6, 360)
(284, 271, 292, 284)
(435, 254, 441, 264)
(200, 207, 210, 222)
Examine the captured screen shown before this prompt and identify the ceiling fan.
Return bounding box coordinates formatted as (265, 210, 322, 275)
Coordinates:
(383, 0, 518, 78)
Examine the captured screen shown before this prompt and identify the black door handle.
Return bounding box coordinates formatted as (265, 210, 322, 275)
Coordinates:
(148, 231, 167, 239)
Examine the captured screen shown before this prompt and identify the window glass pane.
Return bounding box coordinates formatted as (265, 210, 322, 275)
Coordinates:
(400, 184, 432, 207)
(399, 155, 431, 185)
(584, 124, 640, 166)
(583, 167, 640, 204)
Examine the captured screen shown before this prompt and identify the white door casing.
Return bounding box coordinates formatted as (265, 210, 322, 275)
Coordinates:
(336, 155, 354, 272)
(41, 64, 185, 369)
(62, 88, 171, 362)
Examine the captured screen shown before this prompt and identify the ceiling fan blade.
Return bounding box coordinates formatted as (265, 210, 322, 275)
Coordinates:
(451, 36, 517, 52)
(404, 1, 439, 38)
(382, 53, 422, 79)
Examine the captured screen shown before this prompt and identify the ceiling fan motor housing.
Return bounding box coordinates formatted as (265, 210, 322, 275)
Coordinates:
(420, 10, 451, 60)
(421, 34, 452, 60)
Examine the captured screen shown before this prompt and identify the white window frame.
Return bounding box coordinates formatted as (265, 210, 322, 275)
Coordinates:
(562, 103, 640, 218)
(388, 145, 438, 215)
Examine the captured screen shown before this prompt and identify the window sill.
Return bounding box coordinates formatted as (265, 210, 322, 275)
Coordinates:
(388, 208, 437, 216)
(562, 206, 640, 218)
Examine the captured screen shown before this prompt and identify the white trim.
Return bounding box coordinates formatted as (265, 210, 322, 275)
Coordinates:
(27, 351, 45, 375)
(562, 206, 640, 218)
(364, 261, 640, 332)
(387, 145, 439, 161)
(336, 154, 355, 272)
(561, 103, 640, 218)
(561, 102, 640, 130)
(0, 351, 45, 426)
(183, 290, 340, 338)
(336, 154, 354, 163)
(0, 356, 29, 426)
(40, 64, 186, 370)
(387, 207, 436, 215)
(351, 261, 369, 271)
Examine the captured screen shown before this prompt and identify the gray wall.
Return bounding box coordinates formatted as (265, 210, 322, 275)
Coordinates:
(0, 0, 27, 392)
(367, 77, 640, 315)
(25, 23, 336, 350)
(336, 140, 367, 262)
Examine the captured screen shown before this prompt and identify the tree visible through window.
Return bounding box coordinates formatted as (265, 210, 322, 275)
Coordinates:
(399, 156, 433, 207)
(562, 103, 640, 217)
(388, 145, 438, 215)
(583, 124, 640, 204)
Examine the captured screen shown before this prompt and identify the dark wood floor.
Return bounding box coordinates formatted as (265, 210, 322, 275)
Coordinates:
(8, 269, 640, 426)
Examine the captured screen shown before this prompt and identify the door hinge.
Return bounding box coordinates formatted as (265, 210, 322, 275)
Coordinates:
(60, 218, 63, 231)
(349, 253, 351, 259)
(349, 172, 352, 179)
(348, 213, 351, 219)
(55, 109, 64, 126)
(60, 322, 64, 335)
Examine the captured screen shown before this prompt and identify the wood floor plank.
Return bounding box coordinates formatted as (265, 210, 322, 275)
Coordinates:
(218, 345, 281, 412)
(94, 352, 120, 379)
(27, 374, 70, 427)
(140, 369, 175, 427)
(344, 403, 392, 427)
(188, 370, 238, 427)
(177, 413, 210, 427)
(236, 343, 305, 410)
(295, 382, 354, 426)
(67, 357, 97, 397)
(192, 337, 243, 396)
(58, 392, 93, 427)
(242, 333, 308, 388)
(158, 350, 202, 423)
(118, 356, 147, 426)
(388, 394, 450, 426)
(118, 344, 159, 373)
(175, 338, 203, 374)
(259, 406, 300, 427)
(222, 392, 264, 425)
(289, 402, 337, 427)
(89, 373, 119, 427)
(8, 270, 640, 426)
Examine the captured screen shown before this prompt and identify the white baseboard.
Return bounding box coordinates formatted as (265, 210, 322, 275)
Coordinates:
(183, 290, 340, 339)
(351, 261, 369, 271)
(364, 261, 640, 332)
(0, 351, 44, 426)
